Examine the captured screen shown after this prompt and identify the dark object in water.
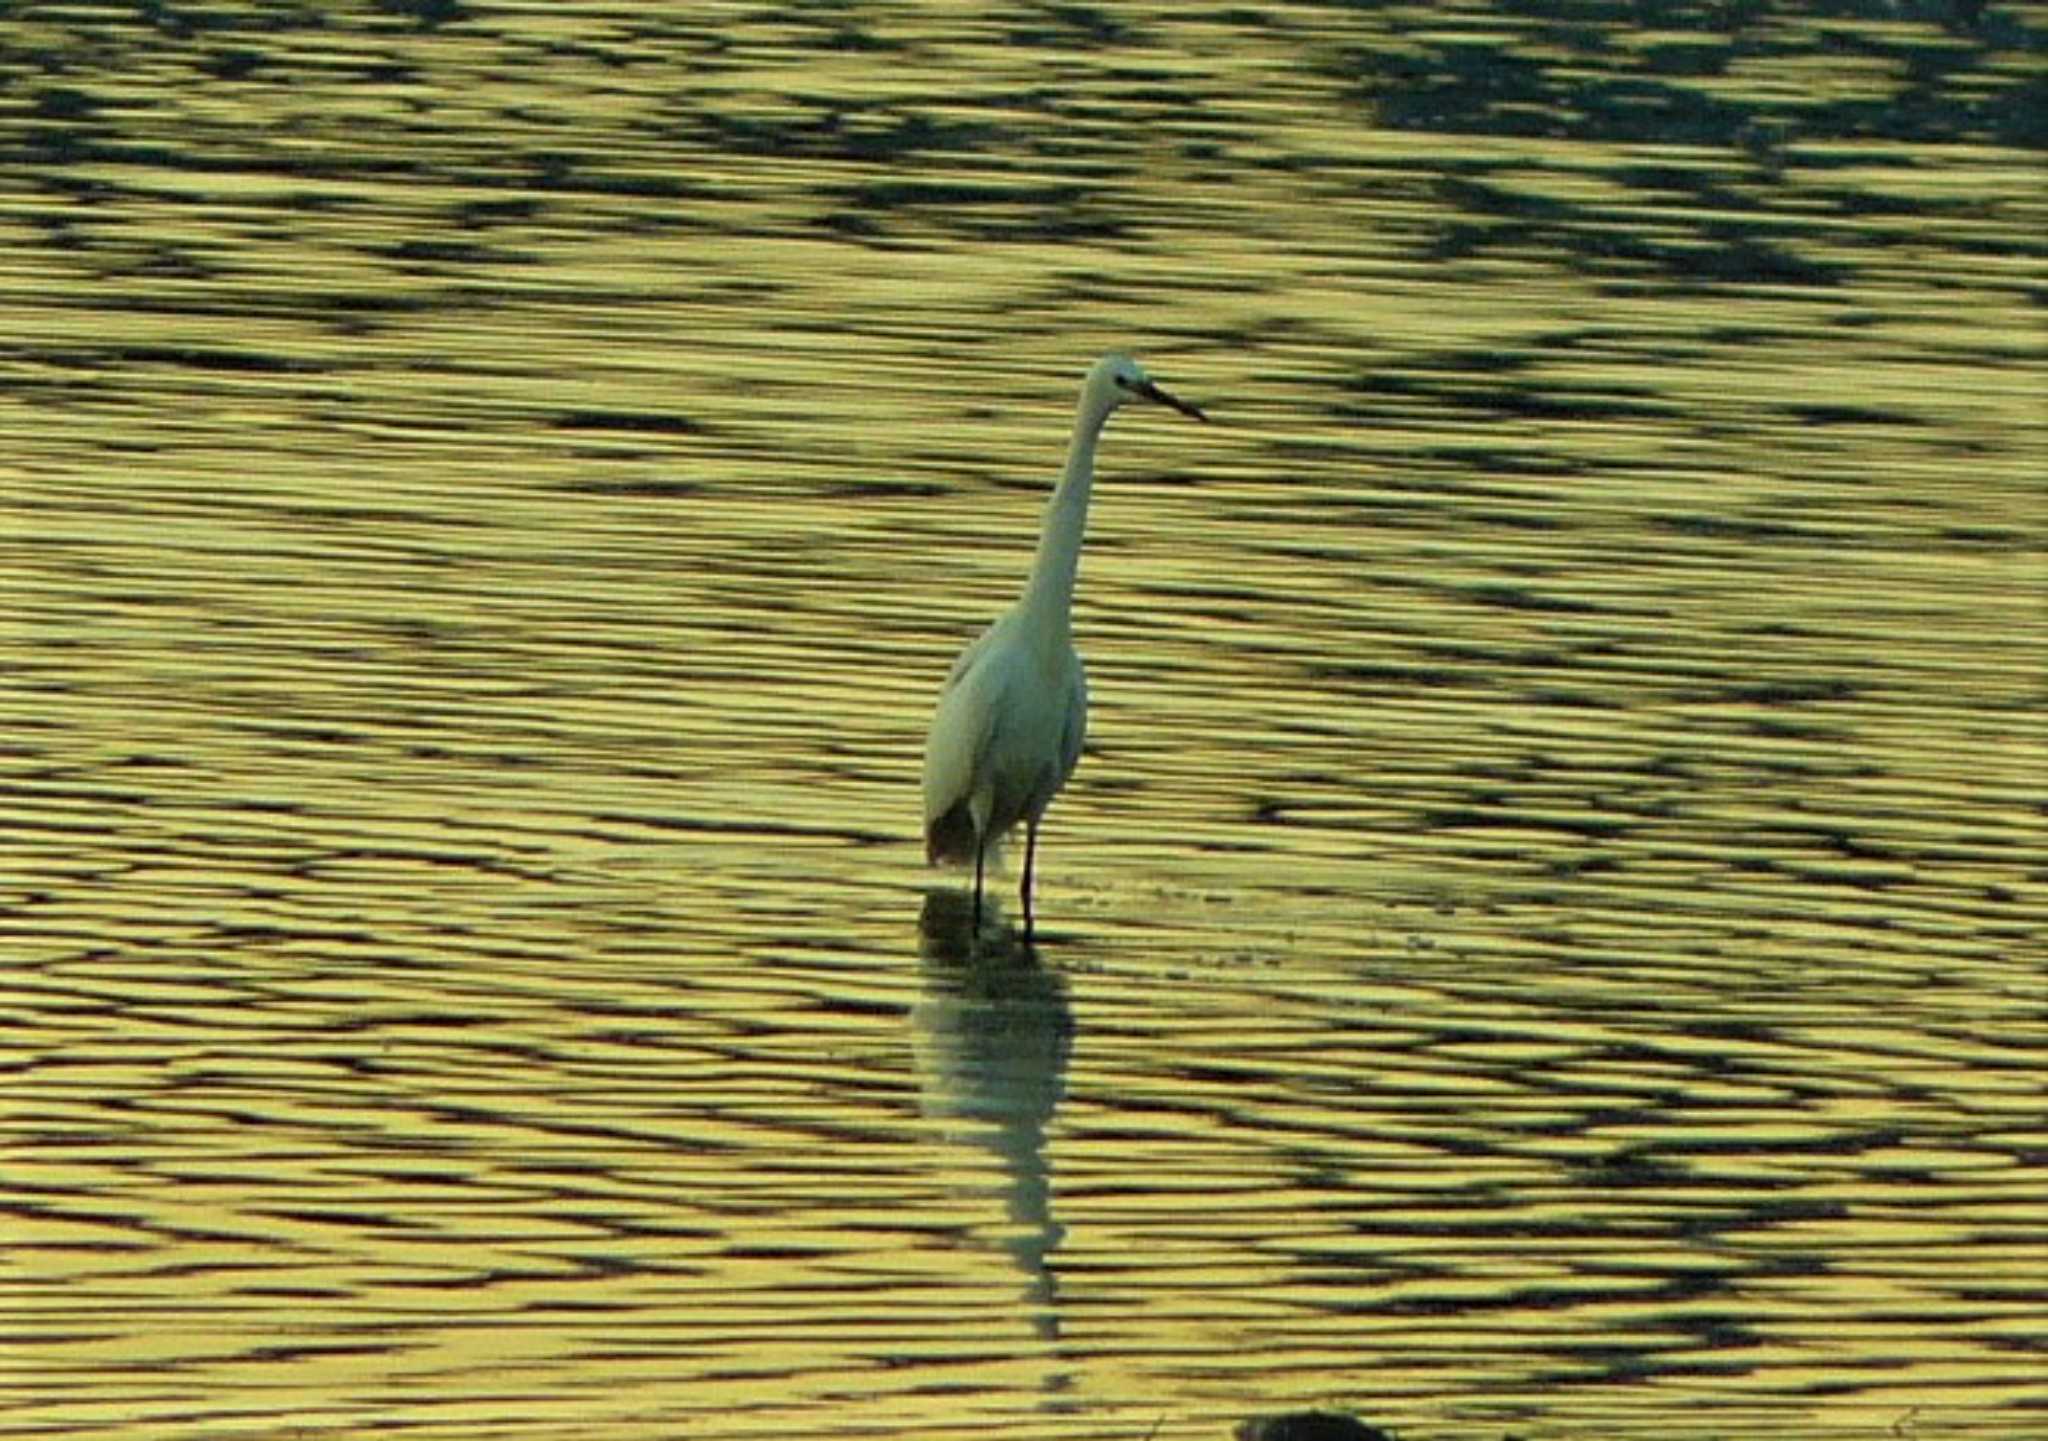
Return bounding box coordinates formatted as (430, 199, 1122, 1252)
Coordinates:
(1236, 1413, 1397, 1441)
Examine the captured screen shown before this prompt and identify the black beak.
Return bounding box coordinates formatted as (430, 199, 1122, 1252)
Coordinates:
(1132, 378, 1208, 423)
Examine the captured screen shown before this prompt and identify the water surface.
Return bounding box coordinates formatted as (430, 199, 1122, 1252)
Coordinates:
(3, 4, 2044, 1439)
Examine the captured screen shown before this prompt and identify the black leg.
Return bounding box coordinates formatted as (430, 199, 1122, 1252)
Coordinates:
(1021, 817, 1039, 940)
(972, 832, 986, 928)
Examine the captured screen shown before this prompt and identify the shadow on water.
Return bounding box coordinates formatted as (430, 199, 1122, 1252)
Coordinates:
(914, 891, 1075, 1350)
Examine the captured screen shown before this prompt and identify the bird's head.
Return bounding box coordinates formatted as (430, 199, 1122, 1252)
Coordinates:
(1089, 352, 1208, 424)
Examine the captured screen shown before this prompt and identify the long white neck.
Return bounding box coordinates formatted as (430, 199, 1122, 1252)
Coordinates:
(1020, 398, 1110, 643)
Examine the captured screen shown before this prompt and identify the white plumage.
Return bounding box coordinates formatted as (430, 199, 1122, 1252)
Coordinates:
(921, 352, 1207, 936)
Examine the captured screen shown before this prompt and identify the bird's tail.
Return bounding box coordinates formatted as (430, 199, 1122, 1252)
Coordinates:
(925, 802, 999, 868)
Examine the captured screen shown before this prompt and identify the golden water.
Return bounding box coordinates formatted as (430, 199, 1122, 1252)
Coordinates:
(3, 5, 2044, 1440)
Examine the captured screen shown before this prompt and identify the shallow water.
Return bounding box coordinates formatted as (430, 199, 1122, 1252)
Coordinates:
(3, 4, 2045, 1440)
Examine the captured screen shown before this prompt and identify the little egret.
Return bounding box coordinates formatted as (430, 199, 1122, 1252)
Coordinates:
(921, 352, 1208, 936)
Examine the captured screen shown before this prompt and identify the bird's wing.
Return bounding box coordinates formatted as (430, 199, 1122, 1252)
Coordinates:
(1058, 655, 1087, 783)
(923, 626, 1003, 833)
(941, 616, 1000, 691)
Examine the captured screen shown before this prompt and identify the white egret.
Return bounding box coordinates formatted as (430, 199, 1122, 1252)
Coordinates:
(921, 352, 1208, 937)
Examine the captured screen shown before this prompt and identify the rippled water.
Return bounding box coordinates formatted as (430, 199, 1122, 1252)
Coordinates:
(4, 4, 2044, 1440)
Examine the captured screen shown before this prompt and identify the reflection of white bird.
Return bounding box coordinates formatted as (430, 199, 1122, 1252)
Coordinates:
(922, 353, 1208, 936)
(914, 893, 1074, 1342)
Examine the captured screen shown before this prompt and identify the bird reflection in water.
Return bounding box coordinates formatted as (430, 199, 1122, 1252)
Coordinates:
(914, 891, 1075, 1347)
